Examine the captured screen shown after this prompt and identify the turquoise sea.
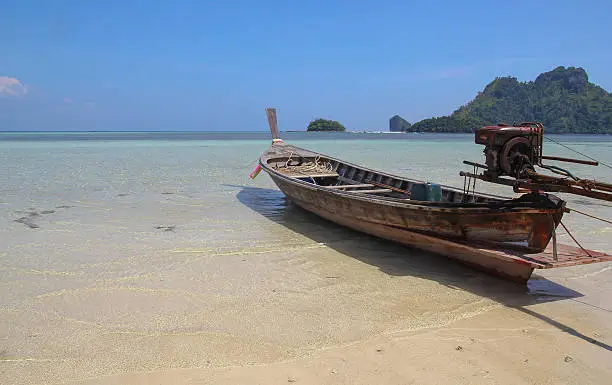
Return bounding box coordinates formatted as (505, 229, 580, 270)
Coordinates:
(1, 131, 611, 384)
(2, 131, 610, 249)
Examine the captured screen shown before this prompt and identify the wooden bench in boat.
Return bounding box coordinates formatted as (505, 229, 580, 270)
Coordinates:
(291, 173, 339, 179)
(347, 189, 393, 194)
(326, 184, 374, 189)
(365, 179, 412, 196)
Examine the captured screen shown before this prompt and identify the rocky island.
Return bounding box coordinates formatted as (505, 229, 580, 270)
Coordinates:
(390, 66, 612, 133)
(307, 118, 346, 132)
(389, 115, 411, 132)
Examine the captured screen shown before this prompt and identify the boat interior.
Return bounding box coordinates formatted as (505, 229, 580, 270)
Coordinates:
(266, 154, 498, 204)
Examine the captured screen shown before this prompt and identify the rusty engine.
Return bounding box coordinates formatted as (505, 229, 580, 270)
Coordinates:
(474, 122, 544, 180)
(464, 122, 612, 201)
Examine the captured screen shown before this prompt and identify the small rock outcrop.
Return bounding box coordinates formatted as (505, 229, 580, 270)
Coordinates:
(389, 115, 411, 132)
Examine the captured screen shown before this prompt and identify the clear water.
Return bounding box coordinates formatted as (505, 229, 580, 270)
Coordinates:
(1, 132, 611, 383)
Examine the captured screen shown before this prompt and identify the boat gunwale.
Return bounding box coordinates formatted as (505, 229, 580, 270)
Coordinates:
(262, 143, 508, 198)
(260, 143, 564, 214)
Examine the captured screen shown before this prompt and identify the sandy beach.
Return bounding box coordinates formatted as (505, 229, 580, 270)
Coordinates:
(73, 291, 612, 385)
(1, 134, 610, 384)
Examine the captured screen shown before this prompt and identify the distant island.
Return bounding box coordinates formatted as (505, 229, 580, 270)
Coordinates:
(307, 118, 346, 132)
(390, 66, 612, 133)
(390, 115, 411, 132)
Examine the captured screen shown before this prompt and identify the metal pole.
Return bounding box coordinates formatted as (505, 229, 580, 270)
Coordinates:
(550, 215, 558, 261)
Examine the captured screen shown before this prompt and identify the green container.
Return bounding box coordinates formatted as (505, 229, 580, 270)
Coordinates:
(410, 182, 442, 201)
(425, 183, 442, 202)
(410, 183, 426, 201)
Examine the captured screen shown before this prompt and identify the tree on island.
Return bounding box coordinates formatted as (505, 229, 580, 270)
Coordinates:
(307, 118, 346, 132)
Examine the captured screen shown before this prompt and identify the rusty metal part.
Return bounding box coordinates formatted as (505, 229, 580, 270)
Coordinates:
(468, 122, 611, 201)
(541, 155, 598, 166)
(459, 170, 612, 202)
(500, 136, 531, 175)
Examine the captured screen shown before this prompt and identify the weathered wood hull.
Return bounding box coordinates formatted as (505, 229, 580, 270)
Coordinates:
(270, 175, 562, 253)
(257, 141, 610, 282)
(261, 142, 565, 249)
(279, 182, 536, 282)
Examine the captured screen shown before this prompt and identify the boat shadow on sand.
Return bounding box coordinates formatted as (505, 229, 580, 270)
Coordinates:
(233, 185, 611, 352)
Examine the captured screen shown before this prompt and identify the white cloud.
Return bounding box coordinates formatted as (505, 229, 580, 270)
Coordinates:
(0, 76, 28, 96)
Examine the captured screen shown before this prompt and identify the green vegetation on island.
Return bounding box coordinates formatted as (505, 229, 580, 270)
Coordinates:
(392, 66, 612, 133)
(307, 118, 346, 132)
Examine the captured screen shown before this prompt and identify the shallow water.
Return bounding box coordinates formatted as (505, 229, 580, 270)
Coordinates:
(0, 132, 610, 384)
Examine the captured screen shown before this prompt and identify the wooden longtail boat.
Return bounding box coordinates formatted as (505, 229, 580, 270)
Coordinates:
(256, 109, 612, 283)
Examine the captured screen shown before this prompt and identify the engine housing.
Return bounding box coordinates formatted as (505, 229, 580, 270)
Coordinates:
(474, 122, 543, 179)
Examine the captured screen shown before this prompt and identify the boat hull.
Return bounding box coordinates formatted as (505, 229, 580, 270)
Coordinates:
(269, 172, 563, 252)
(270, 174, 537, 282)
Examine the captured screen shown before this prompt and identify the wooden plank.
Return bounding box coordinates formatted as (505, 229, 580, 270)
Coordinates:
(348, 189, 393, 194)
(365, 179, 411, 196)
(293, 173, 339, 179)
(327, 184, 374, 189)
(266, 108, 280, 139)
(495, 243, 612, 269)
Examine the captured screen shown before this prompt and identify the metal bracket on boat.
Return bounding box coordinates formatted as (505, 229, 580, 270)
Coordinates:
(462, 149, 612, 202)
(460, 161, 487, 202)
(463, 160, 489, 170)
(549, 214, 558, 261)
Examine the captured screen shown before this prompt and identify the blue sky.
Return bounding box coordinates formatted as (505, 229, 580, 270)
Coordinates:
(1, 0, 611, 131)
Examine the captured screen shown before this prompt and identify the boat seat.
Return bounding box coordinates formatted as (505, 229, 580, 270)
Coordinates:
(347, 189, 393, 194)
(293, 173, 339, 179)
(326, 184, 374, 189)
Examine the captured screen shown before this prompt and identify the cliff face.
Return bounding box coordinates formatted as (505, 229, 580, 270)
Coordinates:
(407, 66, 612, 133)
(389, 115, 411, 132)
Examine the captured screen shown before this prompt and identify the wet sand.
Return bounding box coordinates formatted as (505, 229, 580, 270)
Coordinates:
(1, 137, 611, 384)
(72, 300, 612, 385)
(2, 191, 610, 385)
